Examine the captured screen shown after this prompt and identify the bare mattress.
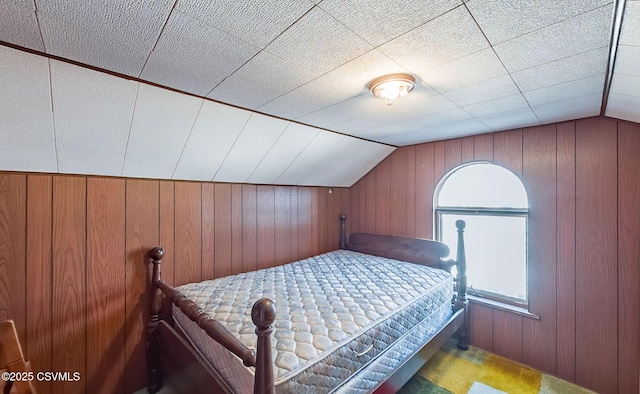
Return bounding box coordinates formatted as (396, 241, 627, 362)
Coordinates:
(173, 250, 453, 393)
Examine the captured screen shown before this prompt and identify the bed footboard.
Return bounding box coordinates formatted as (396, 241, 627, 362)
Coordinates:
(146, 247, 276, 394)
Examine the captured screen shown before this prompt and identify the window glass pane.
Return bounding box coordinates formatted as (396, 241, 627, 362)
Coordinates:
(438, 163, 527, 209)
(440, 213, 527, 301)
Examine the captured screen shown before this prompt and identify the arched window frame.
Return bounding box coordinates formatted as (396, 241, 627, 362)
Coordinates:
(434, 161, 529, 306)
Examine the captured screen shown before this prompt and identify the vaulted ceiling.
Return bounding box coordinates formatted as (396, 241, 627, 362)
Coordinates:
(1, 0, 638, 186)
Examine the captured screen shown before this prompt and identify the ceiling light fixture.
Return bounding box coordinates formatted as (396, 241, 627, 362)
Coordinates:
(368, 73, 416, 106)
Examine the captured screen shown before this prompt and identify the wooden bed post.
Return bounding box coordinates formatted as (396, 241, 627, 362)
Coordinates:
(251, 298, 276, 394)
(453, 220, 469, 350)
(339, 213, 347, 249)
(147, 247, 164, 393)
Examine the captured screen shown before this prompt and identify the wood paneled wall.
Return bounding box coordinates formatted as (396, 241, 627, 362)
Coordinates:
(350, 117, 640, 394)
(0, 177, 348, 394)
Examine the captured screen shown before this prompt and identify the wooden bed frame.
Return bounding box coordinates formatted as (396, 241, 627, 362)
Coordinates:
(145, 214, 468, 394)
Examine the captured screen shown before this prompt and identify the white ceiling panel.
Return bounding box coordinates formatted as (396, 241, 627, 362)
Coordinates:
(355, 93, 457, 127)
(320, 0, 461, 46)
(0, 146, 57, 173)
(477, 107, 541, 131)
(0, 45, 50, 111)
(50, 60, 138, 124)
(317, 142, 395, 187)
(467, 0, 612, 45)
(122, 158, 177, 179)
(0, 1, 43, 51)
(300, 137, 366, 186)
(619, 2, 640, 46)
(523, 74, 605, 106)
(125, 124, 190, 162)
(264, 7, 373, 77)
(213, 167, 254, 183)
(276, 132, 344, 185)
(172, 164, 217, 182)
(247, 123, 319, 184)
(379, 6, 488, 71)
(494, 6, 612, 72)
(463, 94, 530, 118)
(605, 93, 640, 123)
(0, 104, 54, 151)
(54, 113, 130, 158)
(176, 0, 314, 48)
(532, 93, 602, 123)
(57, 153, 123, 177)
(613, 45, 640, 75)
(435, 118, 492, 136)
(140, 11, 260, 96)
(510, 47, 609, 92)
(208, 52, 315, 109)
(38, 0, 174, 76)
(609, 73, 640, 97)
(418, 49, 509, 93)
(177, 101, 251, 168)
(443, 75, 520, 107)
(131, 84, 203, 132)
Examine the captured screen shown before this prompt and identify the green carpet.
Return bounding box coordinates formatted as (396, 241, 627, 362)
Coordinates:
(398, 341, 596, 394)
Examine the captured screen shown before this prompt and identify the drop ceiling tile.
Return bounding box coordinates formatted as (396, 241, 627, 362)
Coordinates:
(247, 123, 319, 184)
(172, 164, 217, 182)
(532, 93, 602, 123)
(606, 93, 640, 123)
(264, 7, 373, 76)
(300, 138, 366, 185)
(208, 52, 315, 109)
(297, 107, 355, 129)
(0, 147, 57, 173)
(0, 104, 54, 151)
(609, 73, 640, 97)
(511, 47, 609, 91)
(176, 0, 313, 48)
(125, 124, 190, 162)
(523, 74, 604, 106)
(140, 11, 261, 96)
(321, 143, 395, 186)
(50, 60, 138, 124)
(276, 132, 344, 185)
(219, 114, 288, 169)
(0, 46, 51, 111)
(57, 153, 123, 177)
(332, 120, 375, 137)
(178, 101, 251, 168)
(619, 2, 640, 46)
(132, 84, 203, 133)
(356, 93, 457, 127)
(613, 45, 640, 75)
(435, 118, 493, 135)
(443, 75, 520, 107)
(38, 0, 174, 76)
(477, 108, 540, 131)
(463, 94, 530, 117)
(418, 48, 508, 93)
(467, 0, 612, 44)
(379, 6, 488, 70)
(212, 167, 254, 183)
(375, 127, 445, 145)
(54, 113, 130, 158)
(122, 158, 176, 179)
(494, 6, 611, 72)
(320, 0, 461, 46)
(0, 1, 44, 50)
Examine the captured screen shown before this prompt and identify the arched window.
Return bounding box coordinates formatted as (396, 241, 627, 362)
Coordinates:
(435, 162, 528, 305)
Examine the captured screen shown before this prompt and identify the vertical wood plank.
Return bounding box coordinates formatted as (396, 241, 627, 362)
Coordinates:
(274, 187, 291, 265)
(340, 187, 350, 244)
(25, 175, 52, 394)
(522, 124, 557, 374)
(289, 186, 299, 262)
(349, 180, 363, 235)
(0, 174, 26, 345)
(492, 310, 523, 362)
(175, 182, 202, 285)
(461, 136, 474, 163)
(444, 138, 462, 172)
(125, 179, 158, 393)
(52, 176, 86, 394)
(470, 303, 493, 352)
(556, 122, 576, 382)
(201, 184, 215, 280)
(326, 188, 337, 251)
(214, 183, 232, 278)
(473, 133, 494, 161)
(375, 157, 391, 234)
(231, 184, 243, 275)
(415, 143, 434, 239)
(617, 121, 640, 394)
(242, 184, 257, 273)
(257, 185, 275, 269)
(311, 188, 319, 256)
(433, 141, 445, 193)
(297, 188, 312, 259)
(159, 181, 175, 286)
(364, 171, 376, 233)
(357, 179, 366, 233)
(494, 129, 523, 177)
(406, 146, 416, 237)
(390, 149, 407, 236)
(318, 187, 328, 253)
(86, 178, 125, 394)
(575, 118, 618, 393)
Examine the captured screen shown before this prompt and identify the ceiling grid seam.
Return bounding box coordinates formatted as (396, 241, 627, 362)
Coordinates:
(137, 0, 179, 79)
(119, 83, 141, 177)
(600, 0, 628, 115)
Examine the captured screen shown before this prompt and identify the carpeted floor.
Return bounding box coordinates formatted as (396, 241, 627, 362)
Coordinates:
(398, 340, 596, 394)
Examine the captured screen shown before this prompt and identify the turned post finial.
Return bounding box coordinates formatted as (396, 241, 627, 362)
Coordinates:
(251, 298, 276, 329)
(150, 246, 164, 262)
(339, 213, 348, 249)
(455, 220, 465, 231)
(252, 298, 276, 394)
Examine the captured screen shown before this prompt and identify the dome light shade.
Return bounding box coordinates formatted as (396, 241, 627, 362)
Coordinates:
(368, 74, 416, 106)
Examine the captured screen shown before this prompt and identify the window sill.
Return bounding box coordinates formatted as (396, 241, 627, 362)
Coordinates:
(467, 295, 540, 320)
